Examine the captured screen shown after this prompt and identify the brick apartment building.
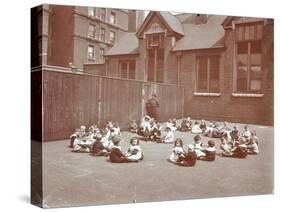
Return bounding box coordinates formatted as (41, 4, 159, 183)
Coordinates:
(31, 4, 144, 70)
(86, 11, 274, 125)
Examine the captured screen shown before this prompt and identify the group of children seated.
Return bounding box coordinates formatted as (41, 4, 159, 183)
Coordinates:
(69, 116, 260, 165)
(69, 121, 143, 163)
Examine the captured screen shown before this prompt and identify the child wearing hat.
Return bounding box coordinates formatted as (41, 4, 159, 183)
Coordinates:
(169, 138, 185, 163)
(177, 144, 197, 167)
(138, 115, 152, 140)
(125, 137, 144, 162)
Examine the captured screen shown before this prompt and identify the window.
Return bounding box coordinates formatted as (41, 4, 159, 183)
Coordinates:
(100, 28, 105, 41)
(88, 46, 95, 60)
(101, 8, 106, 21)
(88, 24, 96, 38)
(196, 55, 220, 93)
(100, 48, 105, 62)
(235, 23, 263, 93)
(147, 33, 164, 48)
(119, 60, 136, 79)
(110, 11, 116, 24)
(109, 31, 116, 44)
(88, 7, 96, 17)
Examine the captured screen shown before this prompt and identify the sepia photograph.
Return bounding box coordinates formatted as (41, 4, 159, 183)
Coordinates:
(31, 3, 274, 208)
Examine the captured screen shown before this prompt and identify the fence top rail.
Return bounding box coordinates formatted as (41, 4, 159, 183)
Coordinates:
(39, 65, 185, 88)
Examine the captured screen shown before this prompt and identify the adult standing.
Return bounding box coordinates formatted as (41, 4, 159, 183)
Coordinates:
(146, 94, 160, 121)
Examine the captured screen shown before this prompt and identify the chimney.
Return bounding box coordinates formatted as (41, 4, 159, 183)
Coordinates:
(182, 14, 209, 25)
(194, 14, 208, 24)
(128, 10, 145, 32)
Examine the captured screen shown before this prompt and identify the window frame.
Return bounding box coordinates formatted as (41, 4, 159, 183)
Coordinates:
(88, 24, 96, 38)
(100, 48, 105, 62)
(119, 60, 136, 80)
(101, 8, 106, 22)
(100, 28, 106, 41)
(234, 22, 264, 94)
(195, 54, 221, 93)
(88, 7, 96, 17)
(109, 31, 116, 44)
(87, 45, 96, 61)
(110, 11, 117, 25)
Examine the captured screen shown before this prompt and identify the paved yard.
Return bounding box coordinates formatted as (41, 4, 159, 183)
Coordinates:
(40, 121, 274, 208)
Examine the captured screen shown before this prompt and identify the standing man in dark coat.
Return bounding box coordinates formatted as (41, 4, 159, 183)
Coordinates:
(146, 94, 160, 121)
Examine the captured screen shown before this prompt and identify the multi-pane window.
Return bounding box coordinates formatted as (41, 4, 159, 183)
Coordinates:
(109, 31, 116, 44)
(236, 23, 263, 93)
(100, 28, 105, 41)
(88, 45, 95, 60)
(196, 55, 220, 93)
(110, 11, 116, 24)
(88, 7, 96, 17)
(101, 8, 106, 21)
(147, 33, 164, 48)
(120, 60, 136, 79)
(100, 48, 105, 62)
(88, 24, 96, 38)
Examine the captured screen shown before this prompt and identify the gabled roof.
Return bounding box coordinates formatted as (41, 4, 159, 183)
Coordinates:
(136, 11, 184, 37)
(222, 16, 267, 28)
(104, 32, 139, 56)
(173, 15, 227, 51)
(158, 11, 184, 36)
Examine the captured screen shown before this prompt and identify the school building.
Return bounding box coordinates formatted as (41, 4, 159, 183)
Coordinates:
(31, 6, 274, 141)
(85, 11, 274, 125)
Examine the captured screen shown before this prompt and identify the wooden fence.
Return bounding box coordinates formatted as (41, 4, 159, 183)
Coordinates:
(42, 69, 184, 141)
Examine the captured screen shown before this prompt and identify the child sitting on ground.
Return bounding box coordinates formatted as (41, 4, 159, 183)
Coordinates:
(138, 115, 152, 140)
(220, 137, 233, 157)
(69, 128, 80, 148)
(88, 124, 101, 140)
(192, 135, 205, 158)
(150, 120, 161, 142)
(230, 125, 240, 146)
(220, 139, 247, 159)
(191, 121, 203, 134)
(169, 138, 185, 163)
(177, 144, 197, 167)
(72, 136, 93, 153)
(178, 118, 189, 132)
(91, 133, 110, 156)
(200, 119, 207, 133)
(212, 122, 231, 138)
(109, 136, 128, 163)
(125, 137, 144, 162)
(166, 119, 177, 131)
(241, 125, 251, 143)
(199, 140, 216, 161)
(129, 120, 138, 133)
(158, 126, 175, 144)
(246, 131, 259, 154)
(203, 121, 216, 137)
(112, 122, 121, 136)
